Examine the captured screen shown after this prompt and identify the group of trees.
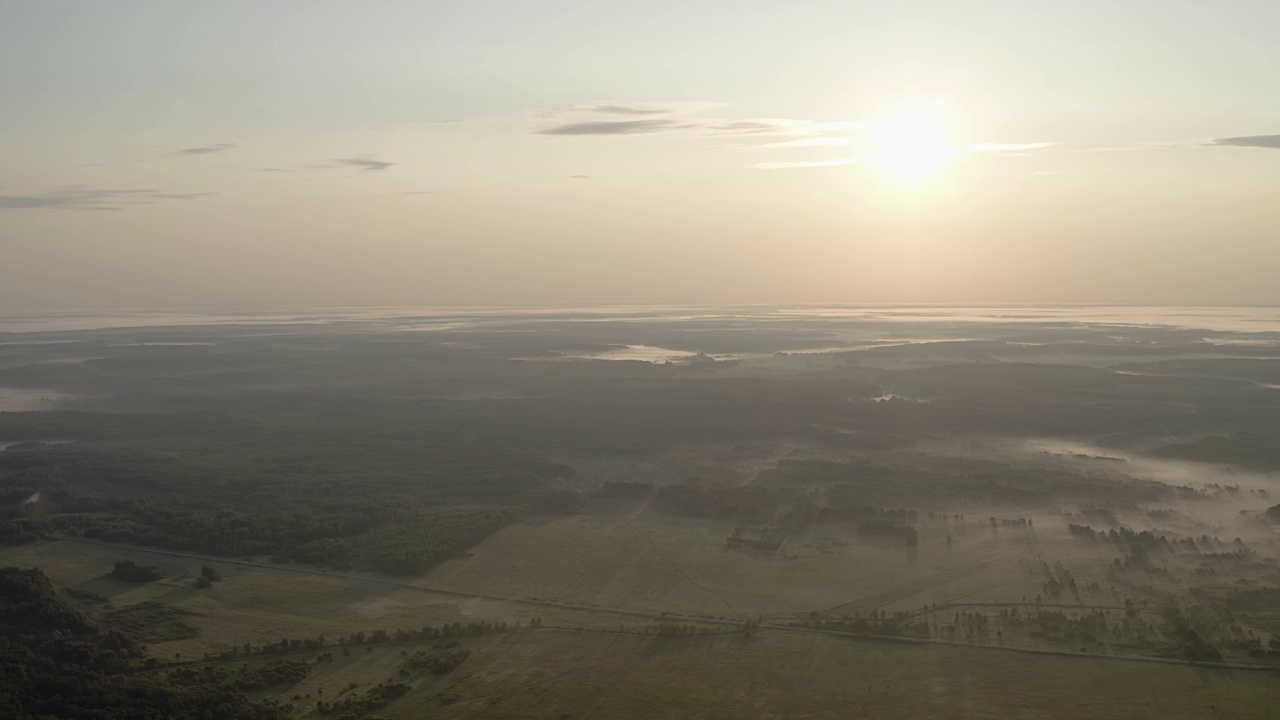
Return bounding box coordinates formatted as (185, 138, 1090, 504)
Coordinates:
(1069, 523, 1243, 573)
(237, 660, 312, 690)
(0, 566, 288, 719)
(784, 600, 1237, 663)
(793, 609, 931, 639)
(195, 563, 222, 588)
(401, 642, 470, 675)
(110, 559, 164, 583)
(315, 681, 409, 717)
(212, 619, 519, 662)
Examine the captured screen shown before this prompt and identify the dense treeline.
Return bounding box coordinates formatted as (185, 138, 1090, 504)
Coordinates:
(1068, 523, 1235, 569)
(760, 456, 1177, 509)
(0, 566, 287, 720)
(315, 681, 409, 717)
(402, 642, 470, 675)
(237, 660, 312, 690)
(0, 433, 573, 575)
(212, 619, 516, 661)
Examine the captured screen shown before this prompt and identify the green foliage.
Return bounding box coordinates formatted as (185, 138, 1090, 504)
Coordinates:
(347, 508, 518, 575)
(237, 660, 311, 690)
(110, 559, 163, 582)
(0, 566, 287, 720)
(196, 563, 222, 588)
(0, 431, 546, 574)
(1159, 605, 1224, 663)
(317, 681, 410, 716)
(1154, 434, 1280, 471)
(403, 642, 470, 675)
(101, 601, 199, 643)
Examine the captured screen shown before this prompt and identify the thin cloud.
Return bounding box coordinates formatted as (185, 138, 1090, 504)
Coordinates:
(332, 156, 395, 172)
(741, 137, 856, 150)
(417, 99, 861, 142)
(539, 119, 685, 136)
(1073, 141, 1196, 153)
(0, 187, 215, 211)
(745, 158, 866, 170)
(1210, 134, 1280, 150)
(409, 100, 726, 128)
(702, 120, 798, 135)
(568, 175, 593, 179)
(169, 143, 237, 156)
(743, 141, 1054, 170)
(538, 116, 862, 139)
(587, 104, 672, 116)
(264, 156, 397, 174)
(968, 142, 1055, 153)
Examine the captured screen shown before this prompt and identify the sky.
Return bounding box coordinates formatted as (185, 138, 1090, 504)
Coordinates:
(2, 0, 1279, 309)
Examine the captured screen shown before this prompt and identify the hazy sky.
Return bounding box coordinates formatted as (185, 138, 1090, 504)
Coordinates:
(3, 0, 1279, 309)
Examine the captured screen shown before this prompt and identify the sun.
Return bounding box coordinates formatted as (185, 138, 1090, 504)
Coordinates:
(867, 104, 958, 189)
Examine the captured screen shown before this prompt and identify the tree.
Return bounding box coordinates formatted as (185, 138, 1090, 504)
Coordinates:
(111, 560, 163, 583)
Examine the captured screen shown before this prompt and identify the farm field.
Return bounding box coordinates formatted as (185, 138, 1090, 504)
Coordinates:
(239, 628, 1280, 720)
(421, 499, 1056, 617)
(0, 539, 555, 660)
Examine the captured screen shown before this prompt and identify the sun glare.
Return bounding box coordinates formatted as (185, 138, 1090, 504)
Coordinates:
(868, 104, 958, 189)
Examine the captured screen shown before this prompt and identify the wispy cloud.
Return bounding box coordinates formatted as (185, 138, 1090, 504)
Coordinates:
(168, 143, 238, 156)
(412, 101, 726, 128)
(740, 137, 856, 150)
(539, 119, 685, 136)
(1209, 134, 1280, 150)
(537, 113, 863, 139)
(331, 156, 395, 172)
(262, 155, 397, 174)
(1074, 135, 1280, 153)
(0, 187, 215, 211)
(1073, 140, 1197, 153)
(422, 99, 1059, 173)
(743, 142, 1054, 170)
(745, 158, 867, 170)
(416, 100, 861, 142)
(586, 104, 677, 116)
(968, 142, 1055, 153)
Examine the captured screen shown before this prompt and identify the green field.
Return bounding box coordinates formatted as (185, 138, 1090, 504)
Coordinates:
(238, 628, 1280, 719)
